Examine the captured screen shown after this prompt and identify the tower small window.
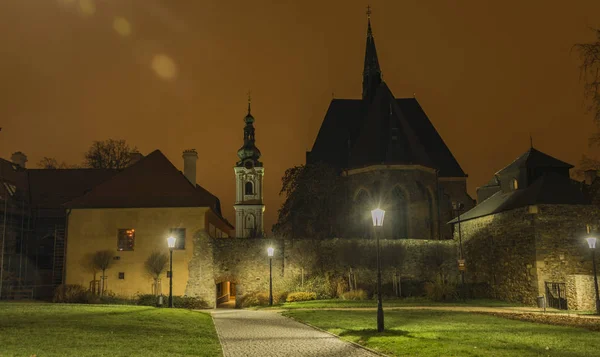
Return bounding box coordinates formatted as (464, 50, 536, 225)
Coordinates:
(245, 181, 254, 195)
(391, 127, 399, 141)
(510, 178, 518, 190)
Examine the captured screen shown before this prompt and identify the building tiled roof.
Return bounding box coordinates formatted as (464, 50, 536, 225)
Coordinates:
(449, 172, 589, 223)
(65, 150, 224, 212)
(307, 86, 465, 177)
(495, 147, 573, 175)
(27, 169, 117, 209)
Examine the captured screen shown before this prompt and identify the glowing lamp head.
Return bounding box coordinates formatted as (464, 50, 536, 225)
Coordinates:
(371, 208, 385, 227)
(167, 236, 176, 249)
(586, 237, 597, 249)
(267, 247, 274, 257)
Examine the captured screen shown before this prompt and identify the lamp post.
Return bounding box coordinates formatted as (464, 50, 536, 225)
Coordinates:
(585, 234, 600, 315)
(167, 235, 176, 308)
(371, 208, 385, 333)
(267, 247, 274, 306)
(452, 201, 465, 287)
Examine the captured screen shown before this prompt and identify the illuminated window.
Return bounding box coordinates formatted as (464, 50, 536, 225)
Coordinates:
(511, 178, 518, 190)
(117, 229, 135, 251)
(245, 181, 254, 195)
(169, 228, 186, 250)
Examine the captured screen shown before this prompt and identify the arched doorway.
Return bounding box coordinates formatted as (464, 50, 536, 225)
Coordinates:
(215, 277, 240, 308)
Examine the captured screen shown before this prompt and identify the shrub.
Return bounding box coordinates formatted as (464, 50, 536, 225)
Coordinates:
(286, 291, 317, 302)
(172, 296, 210, 309)
(137, 294, 160, 306)
(341, 289, 367, 300)
(276, 291, 289, 303)
(424, 280, 458, 301)
(299, 276, 333, 299)
(239, 291, 271, 307)
(53, 284, 90, 303)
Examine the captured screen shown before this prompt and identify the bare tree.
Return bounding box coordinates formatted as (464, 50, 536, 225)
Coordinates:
(575, 30, 600, 174)
(144, 251, 169, 296)
(37, 157, 71, 169)
(84, 139, 137, 169)
(91, 250, 115, 296)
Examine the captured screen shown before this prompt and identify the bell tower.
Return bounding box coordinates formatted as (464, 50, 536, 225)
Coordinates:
(234, 98, 265, 238)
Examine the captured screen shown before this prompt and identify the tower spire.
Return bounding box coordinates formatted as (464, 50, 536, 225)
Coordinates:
(362, 6, 382, 101)
(247, 90, 252, 115)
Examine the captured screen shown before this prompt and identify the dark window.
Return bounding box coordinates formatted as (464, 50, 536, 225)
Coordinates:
(118, 272, 125, 280)
(167, 271, 172, 278)
(117, 229, 135, 251)
(390, 187, 409, 239)
(245, 181, 254, 195)
(426, 190, 435, 240)
(169, 228, 186, 250)
(354, 190, 372, 238)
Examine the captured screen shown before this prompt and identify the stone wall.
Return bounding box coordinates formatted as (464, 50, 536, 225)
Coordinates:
(456, 204, 599, 309)
(457, 208, 539, 305)
(566, 275, 598, 311)
(186, 235, 458, 308)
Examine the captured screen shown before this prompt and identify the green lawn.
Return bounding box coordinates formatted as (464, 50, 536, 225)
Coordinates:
(283, 309, 600, 357)
(0, 303, 221, 357)
(268, 298, 523, 310)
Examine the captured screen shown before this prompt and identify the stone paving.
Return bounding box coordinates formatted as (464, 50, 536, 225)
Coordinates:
(211, 309, 381, 357)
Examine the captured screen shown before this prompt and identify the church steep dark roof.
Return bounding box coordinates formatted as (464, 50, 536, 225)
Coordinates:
(307, 92, 466, 177)
(306, 12, 465, 177)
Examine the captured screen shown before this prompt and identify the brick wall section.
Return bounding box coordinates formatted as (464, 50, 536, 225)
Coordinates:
(456, 204, 599, 308)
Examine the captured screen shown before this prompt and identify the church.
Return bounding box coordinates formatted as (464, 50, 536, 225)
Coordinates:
(306, 11, 473, 240)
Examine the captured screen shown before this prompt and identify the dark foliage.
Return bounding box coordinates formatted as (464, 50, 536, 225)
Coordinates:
(84, 139, 137, 169)
(273, 163, 347, 238)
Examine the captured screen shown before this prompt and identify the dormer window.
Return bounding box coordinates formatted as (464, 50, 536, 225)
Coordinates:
(510, 178, 518, 190)
(245, 181, 254, 195)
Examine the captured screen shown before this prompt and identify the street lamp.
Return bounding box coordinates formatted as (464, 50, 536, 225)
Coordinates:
(167, 235, 176, 308)
(371, 208, 385, 333)
(452, 201, 466, 287)
(267, 247, 274, 306)
(585, 233, 600, 315)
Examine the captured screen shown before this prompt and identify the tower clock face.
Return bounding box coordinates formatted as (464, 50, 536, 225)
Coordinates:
(244, 160, 254, 169)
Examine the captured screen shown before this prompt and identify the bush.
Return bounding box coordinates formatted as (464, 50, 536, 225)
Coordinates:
(136, 294, 160, 306)
(239, 291, 271, 307)
(286, 291, 317, 302)
(172, 296, 209, 309)
(53, 284, 90, 303)
(299, 276, 333, 299)
(424, 280, 458, 301)
(341, 289, 367, 300)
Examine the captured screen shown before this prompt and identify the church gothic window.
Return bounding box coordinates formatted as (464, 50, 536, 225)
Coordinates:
(389, 187, 408, 239)
(245, 181, 254, 195)
(426, 190, 435, 239)
(354, 190, 371, 238)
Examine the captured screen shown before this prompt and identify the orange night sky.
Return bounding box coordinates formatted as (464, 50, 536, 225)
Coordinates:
(1, 0, 599, 232)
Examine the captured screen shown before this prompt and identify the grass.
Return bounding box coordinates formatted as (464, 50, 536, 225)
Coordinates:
(283, 309, 600, 357)
(261, 297, 524, 310)
(0, 302, 221, 357)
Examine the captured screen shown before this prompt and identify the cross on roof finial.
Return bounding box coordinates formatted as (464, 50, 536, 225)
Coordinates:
(247, 90, 252, 114)
(366, 5, 372, 18)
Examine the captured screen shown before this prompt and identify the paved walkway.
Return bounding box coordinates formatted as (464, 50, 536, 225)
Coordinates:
(211, 309, 380, 357)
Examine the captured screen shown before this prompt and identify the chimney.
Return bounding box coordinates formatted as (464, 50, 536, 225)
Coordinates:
(584, 169, 597, 185)
(129, 152, 144, 165)
(182, 149, 198, 186)
(10, 152, 27, 168)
